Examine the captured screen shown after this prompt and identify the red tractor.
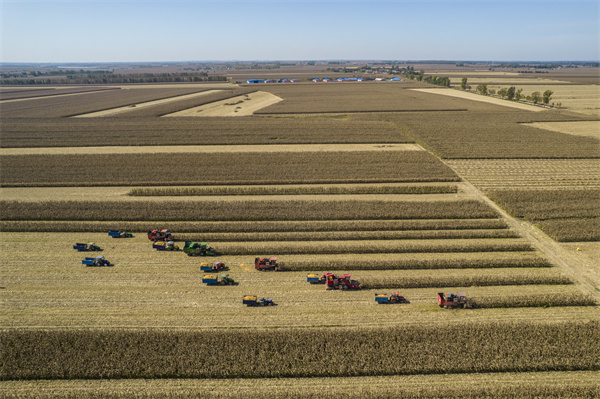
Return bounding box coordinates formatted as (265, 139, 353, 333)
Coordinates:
(437, 292, 472, 309)
(254, 257, 283, 271)
(325, 273, 360, 290)
(148, 229, 172, 241)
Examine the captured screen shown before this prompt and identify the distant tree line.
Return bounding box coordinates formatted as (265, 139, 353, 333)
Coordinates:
(472, 83, 556, 106)
(0, 72, 228, 85)
(423, 75, 451, 87)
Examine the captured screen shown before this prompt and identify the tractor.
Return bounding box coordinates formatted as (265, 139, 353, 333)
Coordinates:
(325, 273, 360, 290)
(306, 272, 327, 284)
(82, 256, 111, 267)
(375, 291, 407, 304)
(202, 274, 237, 286)
(243, 295, 275, 307)
(200, 262, 227, 272)
(183, 241, 218, 256)
(148, 229, 172, 241)
(108, 229, 133, 238)
(254, 257, 283, 271)
(73, 242, 102, 251)
(153, 241, 179, 251)
(437, 292, 472, 309)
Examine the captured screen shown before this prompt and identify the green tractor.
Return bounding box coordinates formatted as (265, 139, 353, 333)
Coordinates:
(183, 241, 218, 256)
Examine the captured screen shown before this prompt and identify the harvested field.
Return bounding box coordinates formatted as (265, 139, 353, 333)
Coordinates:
(411, 88, 545, 111)
(164, 91, 282, 116)
(0, 87, 214, 118)
(527, 121, 600, 139)
(2, 372, 598, 399)
(254, 83, 470, 114)
(0, 116, 411, 147)
(0, 199, 498, 221)
(0, 151, 460, 187)
(71, 90, 222, 117)
(384, 111, 600, 158)
(489, 84, 600, 116)
(445, 159, 600, 190)
(2, 321, 597, 380)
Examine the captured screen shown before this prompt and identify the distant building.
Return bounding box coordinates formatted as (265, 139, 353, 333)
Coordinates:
(246, 79, 264, 84)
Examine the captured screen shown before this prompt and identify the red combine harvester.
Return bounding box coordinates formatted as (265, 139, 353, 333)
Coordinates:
(437, 292, 472, 309)
(147, 229, 172, 241)
(254, 257, 283, 271)
(325, 273, 360, 290)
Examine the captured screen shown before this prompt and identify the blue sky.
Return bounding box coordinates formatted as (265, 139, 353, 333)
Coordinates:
(1, 1, 598, 62)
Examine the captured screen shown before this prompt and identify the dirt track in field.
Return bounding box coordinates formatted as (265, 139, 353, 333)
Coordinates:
(0, 143, 422, 155)
(72, 90, 223, 117)
(412, 88, 545, 111)
(163, 91, 283, 117)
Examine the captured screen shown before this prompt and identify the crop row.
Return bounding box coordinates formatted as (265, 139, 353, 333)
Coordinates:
(382, 111, 600, 158)
(0, 117, 409, 148)
(0, 87, 212, 118)
(0, 151, 459, 187)
(2, 372, 598, 399)
(212, 239, 532, 255)
(128, 184, 458, 196)
(0, 86, 119, 101)
(0, 218, 509, 233)
(2, 321, 597, 380)
(537, 218, 600, 242)
(359, 269, 571, 290)
(281, 252, 551, 271)
(178, 229, 520, 242)
(0, 199, 498, 221)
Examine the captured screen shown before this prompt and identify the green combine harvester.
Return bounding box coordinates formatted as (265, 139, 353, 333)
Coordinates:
(183, 241, 218, 256)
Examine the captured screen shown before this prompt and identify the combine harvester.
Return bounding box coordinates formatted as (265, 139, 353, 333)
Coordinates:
(148, 229, 172, 241)
(108, 229, 133, 238)
(325, 273, 360, 290)
(153, 241, 179, 251)
(375, 291, 407, 304)
(200, 262, 227, 272)
(82, 256, 111, 267)
(243, 295, 275, 307)
(183, 242, 218, 256)
(437, 292, 472, 309)
(73, 242, 101, 251)
(202, 274, 237, 286)
(254, 257, 283, 271)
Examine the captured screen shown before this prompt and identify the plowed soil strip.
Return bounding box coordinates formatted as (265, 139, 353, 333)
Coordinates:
(412, 88, 545, 111)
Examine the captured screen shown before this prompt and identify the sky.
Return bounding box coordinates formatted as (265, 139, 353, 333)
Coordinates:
(1, 0, 598, 63)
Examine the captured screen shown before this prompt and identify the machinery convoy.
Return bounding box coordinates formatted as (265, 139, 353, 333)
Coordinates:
(77, 230, 474, 308)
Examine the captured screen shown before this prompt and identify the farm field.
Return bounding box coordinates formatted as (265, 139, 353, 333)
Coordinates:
(1, 71, 599, 397)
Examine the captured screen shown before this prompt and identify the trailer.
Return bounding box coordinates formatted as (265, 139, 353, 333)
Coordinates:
(153, 241, 179, 251)
(73, 242, 101, 251)
(82, 256, 111, 267)
(375, 291, 407, 304)
(108, 229, 133, 238)
(243, 295, 275, 306)
(200, 262, 227, 272)
(202, 274, 236, 286)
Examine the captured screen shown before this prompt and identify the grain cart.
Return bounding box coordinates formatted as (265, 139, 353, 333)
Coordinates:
(82, 255, 111, 267)
(183, 242, 218, 256)
(73, 242, 102, 251)
(254, 257, 283, 271)
(200, 262, 227, 272)
(375, 291, 407, 304)
(306, 272, 327, 284)
(243, 295, 275, 306)
(108, 229, 133, 238)
(325, 273, 360, 290)
(153, 241, 179, 251)
(437, 292, 472, 309)
(202, 274, 237, 286)
(147, 229, 172, 241)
